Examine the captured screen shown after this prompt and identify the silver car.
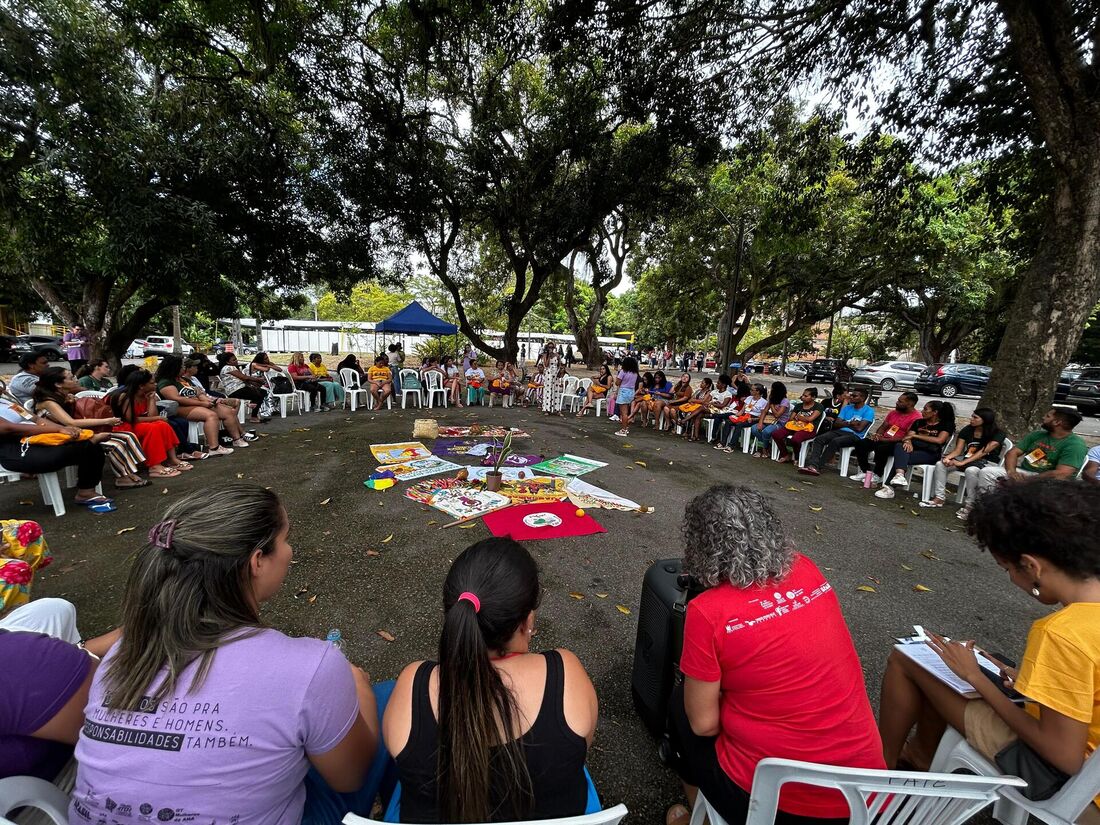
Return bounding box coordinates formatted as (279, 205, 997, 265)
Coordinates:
(852, 360, 926, 391)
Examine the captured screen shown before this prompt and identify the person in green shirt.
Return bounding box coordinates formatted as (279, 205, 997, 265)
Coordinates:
(967, 407, 1088, 519)
(75, 359, 112, 391)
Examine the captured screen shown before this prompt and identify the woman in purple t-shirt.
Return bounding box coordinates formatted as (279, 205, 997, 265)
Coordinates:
(72, 485, 382, 825)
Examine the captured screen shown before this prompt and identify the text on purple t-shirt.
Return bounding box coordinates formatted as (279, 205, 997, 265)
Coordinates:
(71, 628, 359, 825)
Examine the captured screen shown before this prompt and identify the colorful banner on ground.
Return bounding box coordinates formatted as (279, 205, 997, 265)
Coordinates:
(370, 442, 433, 464)
(530, 454, 608, 477)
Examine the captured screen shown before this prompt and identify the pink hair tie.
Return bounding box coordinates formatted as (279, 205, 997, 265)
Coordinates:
(457, 591, 481, 613)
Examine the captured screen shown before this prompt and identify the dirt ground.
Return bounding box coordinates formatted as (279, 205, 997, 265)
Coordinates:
(2, 400, 1047, 822)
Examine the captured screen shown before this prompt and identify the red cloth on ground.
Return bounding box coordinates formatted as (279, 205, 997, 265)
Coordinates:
(482, 501, 605, 541)
(679, 554, 885, 818)
(113, 401, 179, 466)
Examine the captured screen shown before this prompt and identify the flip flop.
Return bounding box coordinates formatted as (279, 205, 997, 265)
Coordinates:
(149, 467, 182, 478)
(172, 461, 194, 471)
(115, 478, 150, 489)
(75, 495, 114, 506)
(88, 502, 117, 514)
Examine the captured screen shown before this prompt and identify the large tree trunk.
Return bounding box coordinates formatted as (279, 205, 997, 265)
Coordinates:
(981, 168, 1100, 433)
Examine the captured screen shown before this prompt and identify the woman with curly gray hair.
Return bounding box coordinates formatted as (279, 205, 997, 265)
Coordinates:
(666, 484, 884, 825)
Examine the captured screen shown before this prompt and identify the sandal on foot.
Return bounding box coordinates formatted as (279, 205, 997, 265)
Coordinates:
(115, 478, 150, 489)
(149, 467, 182, 478)
(919, 499, 945, 508)
(171, 461, 194, 471)
(75, 494, 114, 506)
(665, 804, 690, 825)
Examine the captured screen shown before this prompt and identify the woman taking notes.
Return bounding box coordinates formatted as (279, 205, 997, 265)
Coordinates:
(879, 479, 1100, 823)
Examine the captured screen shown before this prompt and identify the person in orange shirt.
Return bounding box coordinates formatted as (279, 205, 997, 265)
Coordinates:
(367, 355, 394, 409)
(879, 479, 1100, 823)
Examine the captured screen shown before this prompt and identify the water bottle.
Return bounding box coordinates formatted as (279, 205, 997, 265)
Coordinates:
(325, 628, 345, 651)
(863, 471, 873, 489)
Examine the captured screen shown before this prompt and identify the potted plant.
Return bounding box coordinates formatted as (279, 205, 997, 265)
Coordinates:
(484, 432, 513, 492)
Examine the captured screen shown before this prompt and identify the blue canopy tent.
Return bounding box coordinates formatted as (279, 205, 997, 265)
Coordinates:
(374, 301, 457, 335)
(373, 301, 459, 360)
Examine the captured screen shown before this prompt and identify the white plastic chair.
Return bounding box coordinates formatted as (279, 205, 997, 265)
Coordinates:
(343, 804, 628, 825)
(0, 775, 70, 824)
(73, 390, 106, 399)
(563, 377, 588, 412)
(688, 757, 1026, 825)
(400, 368, 423, 409)
(339, 368, 370, 412)
(271, 372, 303, 418)
(0, 465, 68, 518)
(424, 370, 447, 409)
(931, 725, 1100, 825)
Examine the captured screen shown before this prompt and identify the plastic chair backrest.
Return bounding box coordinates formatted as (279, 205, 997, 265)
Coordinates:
(0, 775, 70, 824)
(998, 437, 1013, 466)
(339, 368, 362, 390)
(576, 378, 592, 392)
(342, 803, 628, 825)
(400, 368, 419, 383)
(74, 390, 105, 399)
(743, 758, 1026, 825)
(425, 370, 444, 390)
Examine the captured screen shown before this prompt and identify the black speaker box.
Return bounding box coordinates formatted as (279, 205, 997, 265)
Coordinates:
(631, 558, 693, 738)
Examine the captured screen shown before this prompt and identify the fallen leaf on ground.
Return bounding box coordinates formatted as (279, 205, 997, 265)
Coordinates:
(116, 526, 136, 535)
(377, 630, 396, 642)
(622, 443, 633, 448)
(460, 523, 477, 528)
(910, 509, 921, 516)
(308, 595, 317, 604)
(596, 593, 608, 598)
(319, 497, 331, 506)
(913, 584, 933, 593)
(866, 576, 881, 584)
(236, 473, 245, 479)
(161, 488, 168, 495)
(18, 499, 33, 505)
(381, 534, 393, 543)
(900, 563, 914, 571)
(569, 592, 585, 600)
(856, 585, 877, 592)
(366, 550, 380, 557)
(426, 520, 438, 525)
(634, 460, 647, 467)
(920, 550, 941, 561)
(786, 486, 799, 492)
(294, 588, 309, 599)
(809, 505, 823, 512)
(814, 524, 823, 535)
(616, 604, 632, 615)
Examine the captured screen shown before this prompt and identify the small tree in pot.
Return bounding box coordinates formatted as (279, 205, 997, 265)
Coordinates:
(484, 432, 513, 492)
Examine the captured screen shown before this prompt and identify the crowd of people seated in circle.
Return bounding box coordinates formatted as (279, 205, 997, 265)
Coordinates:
(2, 479, 1098, 825)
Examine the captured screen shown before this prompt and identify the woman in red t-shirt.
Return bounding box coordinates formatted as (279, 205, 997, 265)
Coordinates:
(667, 484, 884, 825)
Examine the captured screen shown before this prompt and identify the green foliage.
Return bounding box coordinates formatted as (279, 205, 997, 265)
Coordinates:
(317, 283, 413, 323)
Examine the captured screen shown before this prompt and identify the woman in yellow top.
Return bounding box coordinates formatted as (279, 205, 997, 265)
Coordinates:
(367, 355, 395, 408)
(306, 353, 347, 407)
(879, 479, 1100, 821)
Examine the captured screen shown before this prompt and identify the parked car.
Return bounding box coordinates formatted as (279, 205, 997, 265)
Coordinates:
(851, 360, 927, 391)
(805, 358, 853, 384)
(140, 335, 195, 356)
(125, 339, 150, 358)
(17, 334, 65, 361)
(0, 335, 33, 362)
(783, 361, 812, 378)
(1066, 367, 1100, 415)
(914, 363, 991, 398)
(1055, 369, 1082, 402)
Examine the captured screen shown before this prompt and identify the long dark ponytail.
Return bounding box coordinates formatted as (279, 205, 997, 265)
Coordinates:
(438, 538, 541, 822)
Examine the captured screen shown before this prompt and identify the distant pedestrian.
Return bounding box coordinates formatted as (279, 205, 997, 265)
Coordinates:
(62, 324, 89, 375)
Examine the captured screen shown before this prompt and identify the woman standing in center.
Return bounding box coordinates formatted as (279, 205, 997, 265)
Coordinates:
(383, 538, 598, 822)
(540, 343, 565, 415)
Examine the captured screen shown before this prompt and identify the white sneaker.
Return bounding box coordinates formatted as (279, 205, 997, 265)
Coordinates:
(874, 486, 895, 499)
(609, 415, 620, 422)
(890, 472, 908, 487)
(232, 439, 250, 448)
(851, 472, 882, 485)
(848, 471, 866, 481)
(208, 446, 235, 456)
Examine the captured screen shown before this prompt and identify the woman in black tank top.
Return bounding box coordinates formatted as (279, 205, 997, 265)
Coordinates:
(382, 538, 598, 823)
